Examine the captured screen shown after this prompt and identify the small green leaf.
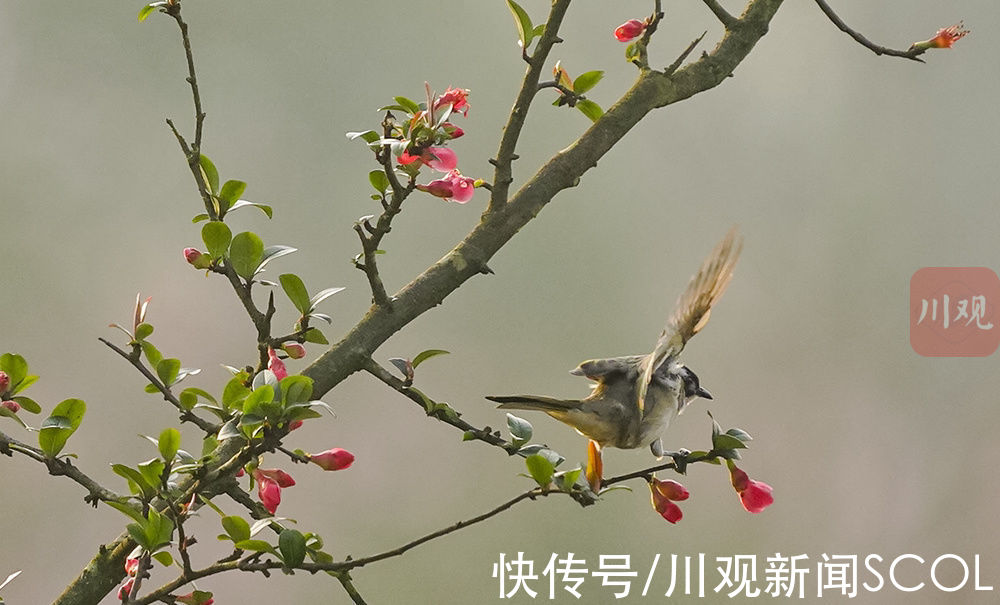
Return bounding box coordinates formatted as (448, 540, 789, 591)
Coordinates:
(506, 413, 533, 443)
(218, 180, 247, 212)
(217, 418, 244, 442)
(156, 358, 181, 386)
(229, 231, 265, 279)
(303, 328, 328, 345)
(560, 468, 582, 491)
(192, 213, 210, 223)
(151, 551, 174, 567)
(573, 70, 604, 94)
(257, 245, 296, 272)
(228, 199, 274, 218)
(138, 458, 166, 490)
(625, 42, 641, 62)
(345, 130, 380, 143)
(134, 323, 154, 341)
(506, 0, 534, 48)
(105, 500, 146, 524)
(368, 170, 390, 194)
(202, 221, 233, 259)
(412, 349, 450, 368)
(10, 374, 38, 395)
(309, 286, 345, 309)
(112, 463, 154, 498)
(712, 434, 747, 451)
(235, 539, 277, 554)
(279, 274, 311, 315)
(222, 377, 251, 411)
(725, 427, 753, 443)
(221, 515, 251, 543)
(0, 406, 26, 428)
(141, 341, 163, 369)
(242, 384, 276, 417)
(278, 529, 307, 567)
(127, 522, 150, 549)
(0, 354, 28, 388)
(158, 428, 181, 461)
(393, 96, 421, 114)
(524, 453, 555, 487)
(138, 3, 167, 22)
(198, 154, 219, 195)
(38, 398, 86, 457)
(576, 99, 604, 122)
(11, 396, 40, 414)
(280, 375, 313, 406)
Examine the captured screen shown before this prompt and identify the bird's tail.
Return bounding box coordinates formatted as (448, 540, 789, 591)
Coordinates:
(487, 395, 581, 413)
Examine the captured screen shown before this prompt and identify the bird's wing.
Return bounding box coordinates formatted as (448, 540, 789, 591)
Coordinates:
(569, 356, 643, 380)
(636, 227, 743, 413)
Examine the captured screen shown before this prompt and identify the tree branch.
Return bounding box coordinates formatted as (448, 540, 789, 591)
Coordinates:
(813, 0, 926, 62)
(702, 0, 737, 29)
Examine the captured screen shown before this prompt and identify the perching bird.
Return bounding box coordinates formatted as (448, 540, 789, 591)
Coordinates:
(487, 228, 742, 458)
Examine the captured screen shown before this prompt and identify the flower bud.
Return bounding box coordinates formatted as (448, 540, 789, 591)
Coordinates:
(183, 247, 212, 269)
(267, 347, 288, 381)
(0, 371, 9, 394)
(124, 557, 140, 577)
(614, 19, 646, 42)
(1, 400, 20, 414)
(309, 448, 355, 471)
(727, 460, 774, 513)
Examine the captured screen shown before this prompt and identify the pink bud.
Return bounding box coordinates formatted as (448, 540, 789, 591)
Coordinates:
(267, 348, 288, 381)
(288, 419, 304, 431)
(649, 477, 688, 524)
(282, 343, 306, 359)
(253, 469, 286, 514)
(441, 122, 464, 139)
(118, 577, 135, 601)
(0, 371, 9, 393)
(257, 468, 295, 487)
(309, 448, 355, 471)
(728, 461, 774, 513)
(184, 247, 202, 264)
(1, 400, 20, 414)
(235, 467, 245, 478)
(124, 558, 140, 577)
(614, 19, 646, 42)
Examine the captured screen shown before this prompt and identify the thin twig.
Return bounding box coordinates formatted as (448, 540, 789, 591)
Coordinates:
(664, 31, 707, 76)
(813, 0, 926, 62)
(98, 337, 219, 434)
(362, 357, 519, 454)
(166, 2, 206, 150)
(335, 573, 369, 605)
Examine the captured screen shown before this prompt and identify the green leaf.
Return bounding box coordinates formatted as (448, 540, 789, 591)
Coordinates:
(393, 96, 421, 114)
(309, 286, 345, 309)
(221, 515, 251, 543)
(278, 529, 307, 567)
(198, 154, 219, 195)
(127, 522, 150, 549)
(138, 3, 167, 22)
(412, 349, 450, 368)
(192, 213, 209, 223)
(559, 468, 582, 491)
(0, 354, 28, 389)
(0, 406, 26, 428)
(235, 539, 277, 554)
(725, 427, 753, 443)
(280, 375, 313, 406)
(112, 463, 154, 498)
(242, 384, 276, 417)
(105, 500, 146, 524)
(712, 434, 747, 451)
(229, 231, 265, 279)
(573, 70, 604, 94)
(10, 374, 38, 396)
(506, 413, 532, 443)
(158, 428, 181, 461)
(505, 0, 534, 48)
(141, 341, 163, 369)
(257, 245, 296, 272)
(151, 551, 174, 567)
(524, 453, 555, 487)
(279, 274, 311, 315)
(11, 396, 40, 414)
(218, 180, 247, 212)
(625, 42, 641, 62)
(138, 458, 166, 490)
(146, 509, 175, 549)
(156, 358, 181, 386)
(228, 199, 274, 218)
(368, 170, 390, 194)
(38, 398, 86, 457)
(202, 221, 233, 259)
(576, 99, 604, 122)
(217, 418, 244, 442)
(222, 377, 251, 411)
(303, 328, 328, 345)
(134, 322, 154, 341)
(345, 130, 380, 143)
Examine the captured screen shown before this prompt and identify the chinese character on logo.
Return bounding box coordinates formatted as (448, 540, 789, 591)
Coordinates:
(910, 267, 1000, 356)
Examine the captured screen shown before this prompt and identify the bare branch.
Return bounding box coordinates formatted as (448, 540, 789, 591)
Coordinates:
(813, 0, 926, 62)
(702, 0, 737, 29)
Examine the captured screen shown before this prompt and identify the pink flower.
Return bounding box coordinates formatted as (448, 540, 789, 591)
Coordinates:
(124, 557, 140, 577)
(441, 122, 464, 139)
(282, 343, 306, 359)
(649, 477, 689, 524)
(117, 577, 135, 601)
(0, 371, 9, 394)
(614, 19, 646, 42)
(416, 170, 476, 203)
(433, 87, 471, 116)
(267, 348, 288, 381)
(728, 462, 774, 513)
(288, 419, 304, 431)
(927, 22, 970, 49)
(1, 400, 19, 413)
(399, 146, 458, 172)
(308, 448, 355, 471)
(254, 468, 294, 514)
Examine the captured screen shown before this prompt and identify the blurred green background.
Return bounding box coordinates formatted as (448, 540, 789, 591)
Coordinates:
(2, 1, 999, 603)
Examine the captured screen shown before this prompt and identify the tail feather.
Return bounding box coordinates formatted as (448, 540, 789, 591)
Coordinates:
(487, 395, 581, 413)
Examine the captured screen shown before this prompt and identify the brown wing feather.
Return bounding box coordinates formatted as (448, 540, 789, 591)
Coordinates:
(637, 227, 743, 412)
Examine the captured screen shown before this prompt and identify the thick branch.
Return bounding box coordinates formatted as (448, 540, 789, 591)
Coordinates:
(303, 0, 784, 398)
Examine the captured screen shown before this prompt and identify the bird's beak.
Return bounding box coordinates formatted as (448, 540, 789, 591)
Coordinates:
(695, 387, 713, 400)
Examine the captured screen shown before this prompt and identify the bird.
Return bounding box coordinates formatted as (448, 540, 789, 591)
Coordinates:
(487, 228, 742, 460)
